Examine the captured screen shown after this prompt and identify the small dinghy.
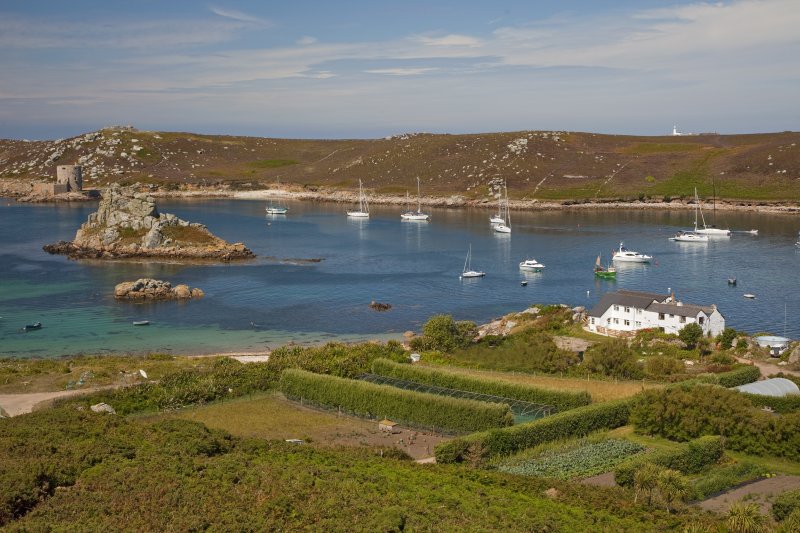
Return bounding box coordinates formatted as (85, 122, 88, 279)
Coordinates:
(743, 294, 756, 299)
(727, 277, 737, 286)
(22, 322, 42, 331)
(132, 320, 150, 326)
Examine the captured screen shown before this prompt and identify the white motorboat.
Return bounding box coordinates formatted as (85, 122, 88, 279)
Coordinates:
(519, 259, 545, 272)
(460, 244, 485, 278)
(401, 177, 430, 221)
(265, 200, 288, 215)
(493, 182, 511, 234)
(669, 231, 708, 243)
(611, 242, 652, 263)
(692, 187, 730, 236)
(347, 179, 370, 218)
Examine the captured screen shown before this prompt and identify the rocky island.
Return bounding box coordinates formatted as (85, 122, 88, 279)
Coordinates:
(114, 278, 204, 300)
(44, 184, 254, 261)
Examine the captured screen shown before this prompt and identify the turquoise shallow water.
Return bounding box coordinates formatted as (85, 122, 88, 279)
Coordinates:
(1, 198, 799, 358)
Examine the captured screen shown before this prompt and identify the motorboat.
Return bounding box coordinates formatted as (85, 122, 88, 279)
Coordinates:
(460, 244, 485, 278)
(669, 231, 708, 243)
(132, 320, 150, 326)
(611, 242, 652, 263)
(519, 259, 545, 272)
(347, 179, 370, 218)
(593, 254, 616, 279)
(400, 177, 430, 221)
(22, 322, 42, 331)
(265, 201, 288, 215)
(743, 294, 756, 299)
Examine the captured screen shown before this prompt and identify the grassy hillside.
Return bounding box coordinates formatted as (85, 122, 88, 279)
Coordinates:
(2, 126, 799, 201)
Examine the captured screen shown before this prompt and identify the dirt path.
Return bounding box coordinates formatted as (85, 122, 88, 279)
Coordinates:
(734, 357, 800, 378)
(698, 475, 800, 514)
(0, 389, 99, 417)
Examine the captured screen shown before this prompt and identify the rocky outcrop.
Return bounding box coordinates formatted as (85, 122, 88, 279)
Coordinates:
(43, 184, 254, 261)
(114, 278, 204, 300)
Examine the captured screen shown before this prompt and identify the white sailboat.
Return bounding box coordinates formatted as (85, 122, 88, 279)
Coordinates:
(460, 244, 485, 278)
(669, 230, 708, 243)
(401, 177, 430, 221)
(347, 179, 370, 218)
(493, 182, 511, 234)
(265, 200, 288, 215)
(693, 187, 730, 236)
(489, 184, 505, 224)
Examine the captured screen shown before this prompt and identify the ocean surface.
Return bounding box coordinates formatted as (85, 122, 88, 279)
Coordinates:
(1, 197, 799, 358)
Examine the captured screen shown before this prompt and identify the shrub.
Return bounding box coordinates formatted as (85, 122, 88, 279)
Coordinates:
(772, 489, 800, 522)
(695, 364, 761, 388)
(451, 329, 579, 374)
(742, 392, 800, 414)
(645, 356, 684, 378)
(678, 323, 703, 349)
(727, 502, 767, 533)
(435, 398, 632, 464)
(410, 315, 477, 353)
(691, 461, 768, 500)
(278, 369, 514, 433)
(583, 339, 643, 379)
(614, 436, 724, 487)
(370, 359, 591, 411)
(716, 328, 738, 350)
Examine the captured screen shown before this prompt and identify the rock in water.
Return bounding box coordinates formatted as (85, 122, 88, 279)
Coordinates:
(43, 184, 254, 261)
(114, 278, 204, 300)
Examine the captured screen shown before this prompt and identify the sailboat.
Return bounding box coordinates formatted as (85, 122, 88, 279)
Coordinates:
(493, 183, 511, 234)
(693, 187, 730, 236)
(593, 254, 616, 279)
(347, 179, 370, 218)
(460, 244, 485, 278)
(265, 199, 288, 215)
(401, 177, 430, 220)
(489, 183, 506, 224)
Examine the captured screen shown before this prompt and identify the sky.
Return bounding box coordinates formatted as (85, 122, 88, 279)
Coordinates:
(1, 0, 798, 140)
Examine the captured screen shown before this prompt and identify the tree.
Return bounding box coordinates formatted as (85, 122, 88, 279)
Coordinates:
(726, 502, 767, 533)
(679, 323, 703, 349)
(716, 327, 737, 350)
(411, 314, 477, 353)
(657, 468, 688, 513)
(633, 463, 661, 506)
(583, 338, 643, 379)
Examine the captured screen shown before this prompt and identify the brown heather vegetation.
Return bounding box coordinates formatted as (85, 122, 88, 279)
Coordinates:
(2, 127, 799, 201)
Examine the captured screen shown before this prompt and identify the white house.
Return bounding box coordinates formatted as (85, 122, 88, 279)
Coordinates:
(586, 289, 725, 337)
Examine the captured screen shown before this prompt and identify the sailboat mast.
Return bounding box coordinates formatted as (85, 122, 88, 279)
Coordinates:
(505, 183, 511, 226)
(417, 177, 421, 212)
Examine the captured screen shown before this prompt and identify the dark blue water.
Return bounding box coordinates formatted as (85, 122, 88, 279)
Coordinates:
(1, 198, 798, 357)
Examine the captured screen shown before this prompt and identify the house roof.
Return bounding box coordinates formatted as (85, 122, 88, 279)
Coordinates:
(588, 290, 668, 317)
(647, 302, 715, 318)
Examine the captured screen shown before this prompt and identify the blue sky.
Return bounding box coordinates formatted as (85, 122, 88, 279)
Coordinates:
(1, 0, 798, 139)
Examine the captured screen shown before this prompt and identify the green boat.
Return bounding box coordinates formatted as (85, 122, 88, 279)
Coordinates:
(593, 254, 616, 279)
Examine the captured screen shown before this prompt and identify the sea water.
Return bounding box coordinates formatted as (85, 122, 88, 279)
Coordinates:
(1, 198, 798, 357)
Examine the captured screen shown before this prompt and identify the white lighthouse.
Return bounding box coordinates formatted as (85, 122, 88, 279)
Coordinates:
(672, 125, 682, 136)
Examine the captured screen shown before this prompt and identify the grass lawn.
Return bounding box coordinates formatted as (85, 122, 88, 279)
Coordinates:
(144, 391, 448, 458)
(418, 364, 662, 402)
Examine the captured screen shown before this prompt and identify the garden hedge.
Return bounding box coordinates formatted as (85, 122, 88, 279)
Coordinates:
(742, 392, 800, 413)
(370, 359, 591, 411)
(614, 435, 724, 487)
(696, 365, 760, 388)
(434, 398, 632, 464)
(278, 369, 514, 433)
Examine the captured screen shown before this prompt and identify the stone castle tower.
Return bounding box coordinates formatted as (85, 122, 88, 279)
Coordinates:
(56, 165, 82, 192)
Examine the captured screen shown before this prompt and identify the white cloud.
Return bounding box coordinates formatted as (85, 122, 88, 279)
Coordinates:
(208, 6, 267, 25)
(297, 36, 318, 46)
(416, 34, 483, 47)
(365, 68, 438, 76)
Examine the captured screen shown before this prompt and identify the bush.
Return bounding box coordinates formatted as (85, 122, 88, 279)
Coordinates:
(614, 436, 724, 487)
(278, 369, 514, 433)
(645, 356, 685, 378)
(772, 489, 800, 522)
(370, 359, 591, 411)
(435, 398, 632, 464)
(691, 461, 768, 500)
(695, 364, 761, 388)
(583, 339, 643, 379)
(450, 329, 579, 374)
(678, 323, 703, 349)
(716, 328, 738, 350)
(742, 392, 800, 413)
(409, 315, 477, 353)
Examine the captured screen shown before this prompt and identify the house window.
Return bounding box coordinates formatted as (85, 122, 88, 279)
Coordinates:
(659, 313, 665, 320)
(635, 321, 641, 327)
(624, 320, 630, 326)
(591, 318, 595, 325)
(625, 307, 631, 313)
(613, 305, 619, 311)
(699, 316, 705, 325)
(607, 318, 611, 324)
(613, 318, 619, 324)
(679, 316, 686, 323)
(669, 314, 674, 318)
